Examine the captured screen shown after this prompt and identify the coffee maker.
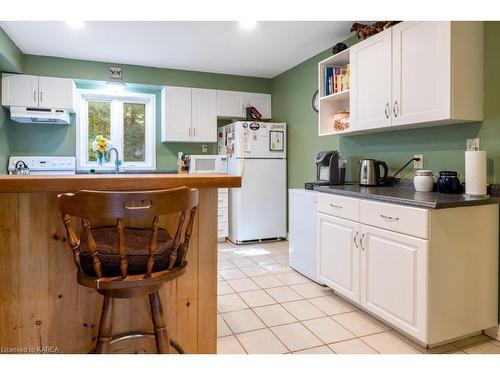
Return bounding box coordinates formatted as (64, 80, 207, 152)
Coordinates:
(305, 151, 346, 189)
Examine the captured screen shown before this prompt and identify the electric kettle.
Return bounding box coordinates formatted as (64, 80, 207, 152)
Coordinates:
(359, 159, 388, 186)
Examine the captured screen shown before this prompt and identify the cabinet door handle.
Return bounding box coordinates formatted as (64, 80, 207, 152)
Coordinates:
(380, 214, 399, 222)
(385, 102, 390, 118)
(360, 233, 366, 251)
(193, 128, 196, 138)
(40, 91, 43, 103)
(353, 231, 359, 248)
(33, 90, 37, 103)
(329, 203, 343, 209)
(188, 128, 192, 138)
(393, 100, 399, 117)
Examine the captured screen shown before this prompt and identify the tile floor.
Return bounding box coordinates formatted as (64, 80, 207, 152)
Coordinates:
(216, 240, 500, 354)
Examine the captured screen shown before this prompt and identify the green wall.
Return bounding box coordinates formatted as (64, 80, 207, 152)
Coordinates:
(1, 52, 271, 172)
(272, 23, 500, 188)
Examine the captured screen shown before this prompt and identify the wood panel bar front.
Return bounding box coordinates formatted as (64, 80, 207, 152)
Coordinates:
(0, 182, 226, 353)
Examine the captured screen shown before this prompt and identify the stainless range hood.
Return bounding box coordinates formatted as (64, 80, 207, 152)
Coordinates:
(9, 106, 71, 124)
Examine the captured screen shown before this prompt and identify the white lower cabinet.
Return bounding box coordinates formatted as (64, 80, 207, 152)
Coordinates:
(360, 224, 428, 342)
(317, 213, 360, 303)
(317, 192, 498, 346)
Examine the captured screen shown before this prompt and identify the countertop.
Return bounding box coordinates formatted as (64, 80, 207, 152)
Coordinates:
(314, 184, 499, 209)
(0, 173, 241, 193)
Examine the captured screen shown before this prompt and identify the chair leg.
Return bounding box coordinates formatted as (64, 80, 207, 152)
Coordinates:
(94, 296, 114, 354)
(149, 291, 171, 354)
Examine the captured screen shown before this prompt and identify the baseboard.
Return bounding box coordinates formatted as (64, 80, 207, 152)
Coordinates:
(484, 325, 500, 341)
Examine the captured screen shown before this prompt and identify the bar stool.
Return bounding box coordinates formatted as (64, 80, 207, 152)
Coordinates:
(58, 187, 199, 354)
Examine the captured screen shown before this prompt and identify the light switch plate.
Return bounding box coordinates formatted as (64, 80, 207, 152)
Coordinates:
(202, 144, 208, 153)
(414, 154, 424, 169)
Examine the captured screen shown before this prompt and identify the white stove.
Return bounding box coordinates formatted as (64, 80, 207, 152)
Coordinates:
(8, 156, 76, 175)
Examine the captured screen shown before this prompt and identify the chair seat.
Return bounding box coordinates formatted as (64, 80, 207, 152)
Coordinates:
(80, 226, 175, 277)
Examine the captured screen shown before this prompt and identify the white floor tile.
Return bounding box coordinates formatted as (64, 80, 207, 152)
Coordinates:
(217, 335, 246, 354)
(361, 332, 420, 354)
(226, 278, 260, 292)
(282, 300, 326, 321)
(222, 309, 266, 334)
(308, 295, 357, 315)
(274, 272, 310, 286)
(217, 281, 234, 296)
(239, 265, 269, 277)
(462, 341, 500, 354)
(293, 345, 334, 354)
(217, 293, 248, 313)
(238, 289, 277, 308)
(264, 286, 303, 303)
(271, 322, 323, 352)
(218, 259, 237, 269)
(217, 315, 232, 337)
(236, 328, 288, 354)
(290, 283, 330, 298)
(303, 317, 355, 344)
(253, 304, 297, 327)
(251, 255, 276, 265)
(219, 268, 246, 280)
(261, 262, 291, 273)
(332, 311, 388, 337)
(329, 338, 378, 354)
(230, 257, 257, 268)
(252, 275, 284, 288)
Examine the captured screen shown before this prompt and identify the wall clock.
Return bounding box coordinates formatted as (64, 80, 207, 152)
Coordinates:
(312, 90, 319, 113)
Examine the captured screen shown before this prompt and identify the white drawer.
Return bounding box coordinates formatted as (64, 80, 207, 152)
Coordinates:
(218, 192, 228, 208)
(219, 188, 228, 194)
(317, 193, 360, 221)
(360, 200, 429, 239)
(218, 207, 228, 223)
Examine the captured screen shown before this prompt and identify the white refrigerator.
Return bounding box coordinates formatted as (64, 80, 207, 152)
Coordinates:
(222, 121, 287, 244)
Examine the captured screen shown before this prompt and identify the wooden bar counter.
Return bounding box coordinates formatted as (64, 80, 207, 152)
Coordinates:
(0, 174, 240, 354)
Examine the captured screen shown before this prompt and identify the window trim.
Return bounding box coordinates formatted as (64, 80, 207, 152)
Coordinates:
(76, 89, 156, 172)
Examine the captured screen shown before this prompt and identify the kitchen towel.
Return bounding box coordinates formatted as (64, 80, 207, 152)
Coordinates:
(465, 150, 487, 196)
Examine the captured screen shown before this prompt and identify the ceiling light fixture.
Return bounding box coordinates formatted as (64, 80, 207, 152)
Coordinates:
(239, 20, 257, 30)
(65, 20, 85, 29)
(106, 81, 127, 94)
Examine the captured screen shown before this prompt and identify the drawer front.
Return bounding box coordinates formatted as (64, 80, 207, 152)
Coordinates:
(317, 193, 360, 221)
(218, 207, 228, 223)
(218, 192, 228, 208)
(360, 200, 428, 239)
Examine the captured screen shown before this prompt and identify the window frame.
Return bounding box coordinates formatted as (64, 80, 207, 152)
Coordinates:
(76, 89, 156, 172)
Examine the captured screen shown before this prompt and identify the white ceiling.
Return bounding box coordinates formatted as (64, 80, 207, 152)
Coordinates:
(0, 21, 354, 78)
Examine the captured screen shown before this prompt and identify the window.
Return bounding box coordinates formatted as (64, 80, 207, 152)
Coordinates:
(76, 89, 156, 171)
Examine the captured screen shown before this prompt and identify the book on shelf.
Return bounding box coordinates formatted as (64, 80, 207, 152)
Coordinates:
(324, 64, 350, 96)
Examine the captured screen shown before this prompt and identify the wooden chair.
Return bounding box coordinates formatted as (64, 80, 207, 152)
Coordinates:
(58, 187, 199, 354)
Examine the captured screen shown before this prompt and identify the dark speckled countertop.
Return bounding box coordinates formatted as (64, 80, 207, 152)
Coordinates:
(313, 184, 500, 209)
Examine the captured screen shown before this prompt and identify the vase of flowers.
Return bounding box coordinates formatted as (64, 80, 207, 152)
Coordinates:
(91, 135, 112, 166)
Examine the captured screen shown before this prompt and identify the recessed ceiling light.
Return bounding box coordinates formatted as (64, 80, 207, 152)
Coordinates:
(65, 20, 85, 29)
(239, 20, 257, 30)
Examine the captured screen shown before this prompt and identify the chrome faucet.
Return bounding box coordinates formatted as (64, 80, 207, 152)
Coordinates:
(108, 147, 121, 174)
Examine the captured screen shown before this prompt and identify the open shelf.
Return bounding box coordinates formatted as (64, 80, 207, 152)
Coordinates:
(320, 89, 350, 103)
(318, 48, 351, 136)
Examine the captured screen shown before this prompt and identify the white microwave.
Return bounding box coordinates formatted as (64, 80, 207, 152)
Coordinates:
(188, 155, 228, 174)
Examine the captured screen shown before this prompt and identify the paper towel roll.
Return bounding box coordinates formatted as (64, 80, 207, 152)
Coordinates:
(465, 150, 487, 196)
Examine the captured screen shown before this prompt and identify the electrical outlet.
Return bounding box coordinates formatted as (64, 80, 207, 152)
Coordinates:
(414, 154, 424, 169)
(202, 144, 208, 153)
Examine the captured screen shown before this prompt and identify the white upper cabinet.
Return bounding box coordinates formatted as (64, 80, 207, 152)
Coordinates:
(350, 28, 392, 131)
(216, 90, 271, 119)
(217, 90, 245, 118)
(161, 86, 217, 143)
(162, 86, 192, 142)
(192, 88, 217, 142)
(1, 74, 38, 107)
(391, 22, 451, 126)
(2, 74, 76, 111)
(38, 76, 76, 110)
(320, 21, 483, 136)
